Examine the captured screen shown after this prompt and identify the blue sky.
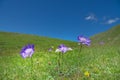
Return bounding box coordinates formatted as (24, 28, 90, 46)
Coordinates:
(0, 0, 120, 41)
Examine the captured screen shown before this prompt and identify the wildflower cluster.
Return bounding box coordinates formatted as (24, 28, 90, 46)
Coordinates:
(19, 35, 91, 79)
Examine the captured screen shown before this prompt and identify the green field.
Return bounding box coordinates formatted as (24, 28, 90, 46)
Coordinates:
(0, 25, 120, 80)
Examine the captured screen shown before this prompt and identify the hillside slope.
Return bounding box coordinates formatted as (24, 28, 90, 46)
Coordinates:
(91, 24, 120, 46)
(0, 32, 76, 55)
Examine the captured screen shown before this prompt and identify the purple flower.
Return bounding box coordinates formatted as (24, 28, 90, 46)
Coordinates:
(48, 48, 52, 52)
(99, 41, 104, 45)
(58, 44, 68, 53)
(20, 44, 35, 58)
(78, 36, 91, 46)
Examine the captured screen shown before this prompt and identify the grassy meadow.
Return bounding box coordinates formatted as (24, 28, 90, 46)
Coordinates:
(0, 25, 120, 80)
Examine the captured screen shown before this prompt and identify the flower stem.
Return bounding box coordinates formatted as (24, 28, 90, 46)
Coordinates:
(31, 57, 33, 79)
(77, 44, 82, 78)
(79, 44, 82, 54)
(58, 52, 61, 75)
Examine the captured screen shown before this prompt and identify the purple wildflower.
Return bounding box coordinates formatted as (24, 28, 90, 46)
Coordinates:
(99, 41, 104, 45)
(48, 48, 52, 52)
(20, 44, 35, 58)
(78, 35, 91, 46)
(58, 44, 68, 53)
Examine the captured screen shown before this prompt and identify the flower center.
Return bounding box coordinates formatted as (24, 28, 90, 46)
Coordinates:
(25, 48, 33, 54)
(80, 38, 86, 42)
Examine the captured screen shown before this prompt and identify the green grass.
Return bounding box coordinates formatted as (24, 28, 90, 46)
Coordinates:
(0, 45, 120, 80)
(0, 24, 120, 80)
(91, 24, 120, 46)
(0, 31, 76, 55)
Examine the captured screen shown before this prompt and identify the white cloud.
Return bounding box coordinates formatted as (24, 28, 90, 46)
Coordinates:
(85, 14, 97, 21)
(85, 13, 120, 25)
(105, 18, 120, 24)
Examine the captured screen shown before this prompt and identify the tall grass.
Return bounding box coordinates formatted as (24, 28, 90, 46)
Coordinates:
(0, 31, 120, 79)
(0, 45, 120, 80)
